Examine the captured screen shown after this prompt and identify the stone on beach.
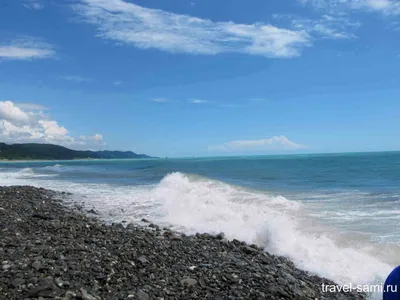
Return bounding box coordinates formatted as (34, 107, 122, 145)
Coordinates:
(0, 186, 366, 300)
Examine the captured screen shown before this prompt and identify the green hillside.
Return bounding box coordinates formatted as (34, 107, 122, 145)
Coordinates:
(0, 143, 152, 160)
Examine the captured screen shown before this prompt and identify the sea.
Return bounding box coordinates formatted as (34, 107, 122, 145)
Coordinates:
(1, 152, 400, 297)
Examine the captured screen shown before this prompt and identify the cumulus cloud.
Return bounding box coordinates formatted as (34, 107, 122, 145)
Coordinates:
(0, 37, 54, 61)
(0, 101, 32, 125)
(209, 135, 306, 152)
(72, 0, 311, 58)
(0, 101, 105, 149)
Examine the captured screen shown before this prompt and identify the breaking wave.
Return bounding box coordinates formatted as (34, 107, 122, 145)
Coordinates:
(0, 168, 397, 294)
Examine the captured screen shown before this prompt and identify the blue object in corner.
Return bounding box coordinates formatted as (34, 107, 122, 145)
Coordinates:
(384, 265, 400, 300)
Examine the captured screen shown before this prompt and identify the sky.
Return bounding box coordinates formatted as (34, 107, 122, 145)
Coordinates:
(0, 0, 400, 157)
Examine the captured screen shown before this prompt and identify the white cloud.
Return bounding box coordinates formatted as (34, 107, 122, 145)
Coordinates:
(152, 98, 169, 103)
(299, 0, 400, 15)
(291, 15, 359, 39)
(274, 13, 359, 40)
(92, 133, 103, 142)
(0, 37, 54, 61)
(0, 101, 32, 125)
(0, 101, 105, 149)
(62, 76, 93, 83)
(78, 133, 104, 143)
(189, 99, 210, 104)
(38, 120, 69, 138)
(113, 80, 122, 86)
(22, 0, 44, 10)
(15, 103, 48, 111)
(209, 135, 306, 152)
(72, 0, 311, 58)
(351, 0, 399, 13)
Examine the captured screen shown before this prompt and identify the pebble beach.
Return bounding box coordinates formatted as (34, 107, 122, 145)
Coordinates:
(0, 185, 367, 300)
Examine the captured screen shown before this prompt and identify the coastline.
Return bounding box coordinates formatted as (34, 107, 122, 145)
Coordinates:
(0, 158, 102, 163)
(0, 157, 159, 163)
(0, 186, 366, 300)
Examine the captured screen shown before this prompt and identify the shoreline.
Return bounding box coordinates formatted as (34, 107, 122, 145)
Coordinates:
(0, 158, 102, 163)
(0, 186, 366, 299)
(0, 157, 159, 163)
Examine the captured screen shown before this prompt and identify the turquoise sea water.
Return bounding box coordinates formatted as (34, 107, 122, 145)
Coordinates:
(1, 152, 400, 294)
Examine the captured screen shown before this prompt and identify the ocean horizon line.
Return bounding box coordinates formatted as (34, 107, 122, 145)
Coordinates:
(1, 149, 400, 163)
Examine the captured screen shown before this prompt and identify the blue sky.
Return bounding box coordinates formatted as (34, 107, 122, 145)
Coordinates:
(0, 0, 399, 157)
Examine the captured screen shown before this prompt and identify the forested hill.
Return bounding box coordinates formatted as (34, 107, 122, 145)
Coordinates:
(0, 143, 153, 160)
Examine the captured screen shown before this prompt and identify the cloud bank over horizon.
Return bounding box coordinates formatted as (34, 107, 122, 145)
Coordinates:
(209, 135, 307, 152)
(0, 101, 105, 150)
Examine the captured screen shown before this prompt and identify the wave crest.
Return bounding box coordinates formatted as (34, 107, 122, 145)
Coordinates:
(152, 172, 393, 287)
(43, 164, 63, 172)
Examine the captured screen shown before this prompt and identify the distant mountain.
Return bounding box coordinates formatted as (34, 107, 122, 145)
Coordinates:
(0, 143, 153, 160)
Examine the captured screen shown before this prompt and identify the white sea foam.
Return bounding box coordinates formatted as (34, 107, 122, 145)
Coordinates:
(147, 173, 395, 287)
(1, 167, 56, 178)
(19, 167, 35, 176)
(43, 164, 63, 171)
(310, 210, 400, 219)
(0, 168, 398, 295)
